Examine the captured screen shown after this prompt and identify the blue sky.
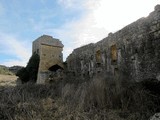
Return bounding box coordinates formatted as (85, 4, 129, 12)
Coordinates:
(0, 0, 159, 66)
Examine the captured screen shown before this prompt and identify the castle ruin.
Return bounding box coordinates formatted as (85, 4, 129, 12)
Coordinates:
(66, 5, 160, 82)
(33, 5, 160, 83)
(32, 35, 64, 84)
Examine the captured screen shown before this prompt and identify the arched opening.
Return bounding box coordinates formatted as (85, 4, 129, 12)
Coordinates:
(48, 64, 63, 72)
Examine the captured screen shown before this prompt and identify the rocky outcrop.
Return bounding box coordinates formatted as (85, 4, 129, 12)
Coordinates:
(150, 113, 160, 120)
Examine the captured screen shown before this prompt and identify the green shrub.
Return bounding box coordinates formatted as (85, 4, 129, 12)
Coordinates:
(26, 53, 40, 82)
(16, 67, 29, 83)
(16, 53, 40, 83)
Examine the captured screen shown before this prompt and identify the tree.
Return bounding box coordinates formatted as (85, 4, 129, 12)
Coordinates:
(26, 53, 40, 82)
(16, 67, 29, 83)
(16, 53, 40, 83)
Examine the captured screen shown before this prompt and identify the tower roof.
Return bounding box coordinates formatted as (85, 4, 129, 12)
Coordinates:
(34, 35, 63, 48)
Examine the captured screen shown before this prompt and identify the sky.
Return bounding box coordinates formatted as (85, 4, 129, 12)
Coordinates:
(0, 0, 160, 67)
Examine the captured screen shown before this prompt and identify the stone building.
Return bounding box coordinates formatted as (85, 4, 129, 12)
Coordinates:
(32, 35, 64, 84)
(66, 5, 160, 82)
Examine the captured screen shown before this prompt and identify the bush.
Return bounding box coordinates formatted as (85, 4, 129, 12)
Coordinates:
(16, 68, 29, 83)
(16, 53, 40, 83)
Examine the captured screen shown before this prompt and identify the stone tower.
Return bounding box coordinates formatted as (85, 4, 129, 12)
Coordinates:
(32, 35, 64, 84)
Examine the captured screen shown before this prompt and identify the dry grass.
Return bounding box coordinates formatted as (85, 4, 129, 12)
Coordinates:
(0, 74, 17, 86)
(0, 83, 61, 120)
(58, 78, 156, 120)
(0, 76, 159, 120)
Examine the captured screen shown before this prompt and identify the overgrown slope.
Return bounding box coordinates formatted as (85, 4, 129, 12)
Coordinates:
(0, 77, 160, 120)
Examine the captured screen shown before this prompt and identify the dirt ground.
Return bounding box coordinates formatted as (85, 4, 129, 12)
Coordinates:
(0, 74, 17, 86)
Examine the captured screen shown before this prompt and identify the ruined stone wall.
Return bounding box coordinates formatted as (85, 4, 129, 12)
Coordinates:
(33, 35, 64, 84)
(39, 44, 63, 71)
(66, 5, 160, 82)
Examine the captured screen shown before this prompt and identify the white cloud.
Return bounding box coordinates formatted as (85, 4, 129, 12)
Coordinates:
(91, 0, 160, 32)
(53, 0, 160, 60)
(25, 0, 160, 61)
(0, 33, 31, 67)
(1, 60, 27, 67)
(63, 47, 73, 60)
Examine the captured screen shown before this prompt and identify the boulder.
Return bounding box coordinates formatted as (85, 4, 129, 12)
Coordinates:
(150, 113, 160, 120)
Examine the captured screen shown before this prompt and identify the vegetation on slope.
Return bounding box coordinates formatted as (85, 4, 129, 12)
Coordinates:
(0, 76, 160, 120)
(0, 66, 14, 75)
(9, 66, 23, 74)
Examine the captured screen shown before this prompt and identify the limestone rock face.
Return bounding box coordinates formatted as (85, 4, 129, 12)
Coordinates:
(150, 113, 160, 120)
(66, 4, 160, 82)
(32, 35, 64, 84)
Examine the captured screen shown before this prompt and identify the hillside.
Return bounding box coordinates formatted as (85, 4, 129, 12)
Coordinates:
(0, 65, 21, 86)
(0, 65, 14, 75)
(0, 65, 23, 75)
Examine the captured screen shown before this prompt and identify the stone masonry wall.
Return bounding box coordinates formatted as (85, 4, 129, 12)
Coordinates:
(66, 5, 160, 82)
(33, 35, 64, 84)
